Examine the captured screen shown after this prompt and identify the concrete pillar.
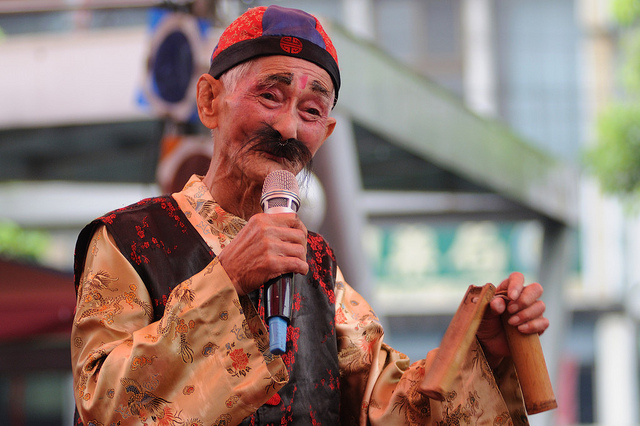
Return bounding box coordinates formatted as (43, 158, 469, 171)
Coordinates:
(595, 314, 638, 425)
(313, 114, 373, 301)
(462, 0, 498, 117)
(341, 0, 375, 41)
(531, 220, 572, 426)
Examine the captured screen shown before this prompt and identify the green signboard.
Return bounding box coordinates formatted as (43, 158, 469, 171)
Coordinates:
(364, 220, 544, 313)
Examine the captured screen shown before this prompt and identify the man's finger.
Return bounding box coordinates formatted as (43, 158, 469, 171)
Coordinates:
(516, 316, 550, 335)
(497, 271, 525, 300)
(507, 282, 544, 313)
(506, 300, 546, 326)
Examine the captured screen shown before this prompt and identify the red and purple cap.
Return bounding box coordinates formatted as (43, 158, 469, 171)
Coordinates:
(208, 5, 340, 102)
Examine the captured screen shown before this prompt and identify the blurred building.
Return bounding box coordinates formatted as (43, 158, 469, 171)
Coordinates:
(0, 0, 633, 424)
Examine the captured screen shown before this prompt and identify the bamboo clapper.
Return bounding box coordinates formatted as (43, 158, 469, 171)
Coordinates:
(419, 283, 557, 415)
(496, 289, 558, 414)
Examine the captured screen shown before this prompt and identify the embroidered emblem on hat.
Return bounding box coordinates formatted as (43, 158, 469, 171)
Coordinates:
(280, 36, 303, 54)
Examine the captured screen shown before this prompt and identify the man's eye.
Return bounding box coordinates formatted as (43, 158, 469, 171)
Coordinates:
(307, 108, 320, 116)
(260, 92, 276, 101)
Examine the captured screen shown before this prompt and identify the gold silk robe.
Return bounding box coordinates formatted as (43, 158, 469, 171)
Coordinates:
(71, 175, 528, 425)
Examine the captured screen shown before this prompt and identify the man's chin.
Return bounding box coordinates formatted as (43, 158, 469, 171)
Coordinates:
(263, 164, 299, 179)
(247, 163, 290, 185)
(262, 155, 302, 175)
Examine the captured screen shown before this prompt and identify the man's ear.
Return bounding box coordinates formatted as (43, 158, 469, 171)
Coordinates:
(323, 116, 337, 142)
(196, 74, 223, 129)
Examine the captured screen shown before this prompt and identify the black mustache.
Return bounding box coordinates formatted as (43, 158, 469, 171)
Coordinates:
(247, 125, 313, 173)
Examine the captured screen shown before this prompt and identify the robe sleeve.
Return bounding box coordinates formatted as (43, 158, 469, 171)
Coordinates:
(334, 268, 529, 426)
(71, 225, 288, 425)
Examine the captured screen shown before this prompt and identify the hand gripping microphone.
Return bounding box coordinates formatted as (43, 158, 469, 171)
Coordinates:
(260, 170, 301, 355)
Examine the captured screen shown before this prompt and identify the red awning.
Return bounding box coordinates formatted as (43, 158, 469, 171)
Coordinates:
(0, 258, 76, 341)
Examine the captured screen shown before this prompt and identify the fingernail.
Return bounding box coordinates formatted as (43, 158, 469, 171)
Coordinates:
(508, 315, 520, 325)
(508, 304, 518, 313)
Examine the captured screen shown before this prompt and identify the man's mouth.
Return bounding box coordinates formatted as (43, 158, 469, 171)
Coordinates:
(247, 124, 313, 172)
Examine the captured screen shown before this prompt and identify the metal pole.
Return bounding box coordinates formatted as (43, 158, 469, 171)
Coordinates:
(531, 219, 572, 426)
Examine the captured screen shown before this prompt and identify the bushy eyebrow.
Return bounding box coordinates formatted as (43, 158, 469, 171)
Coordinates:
(310, 80, 331, 99)
(259, 73, 293, 87)
(254, 73, 293, 91)
(258, 72, 333, 103)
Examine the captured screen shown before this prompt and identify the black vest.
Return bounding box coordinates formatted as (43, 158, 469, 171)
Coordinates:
(73, 196, 341, 425)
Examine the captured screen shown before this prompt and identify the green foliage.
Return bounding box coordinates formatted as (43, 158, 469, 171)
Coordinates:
(612, 0, 640, 26)
(0, 219, 50, 262)
(583, 0, 640, 204)
(585, 104, 640, 197)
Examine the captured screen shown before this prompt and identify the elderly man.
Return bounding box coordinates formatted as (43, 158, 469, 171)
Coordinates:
(71, 5, 548, 426)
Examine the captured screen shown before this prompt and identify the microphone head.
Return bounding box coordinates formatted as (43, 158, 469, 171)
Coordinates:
(263, 170, 299, 195)
(261, 170, 301, 213)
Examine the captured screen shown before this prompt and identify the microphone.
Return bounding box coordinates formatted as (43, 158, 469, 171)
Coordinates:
(260, 170, 301, 355)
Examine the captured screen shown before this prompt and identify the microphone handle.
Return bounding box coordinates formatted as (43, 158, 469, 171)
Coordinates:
(264, 272, 295, 355)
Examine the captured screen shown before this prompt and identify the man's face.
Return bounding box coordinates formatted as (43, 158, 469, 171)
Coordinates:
(210, 55, 337, 185)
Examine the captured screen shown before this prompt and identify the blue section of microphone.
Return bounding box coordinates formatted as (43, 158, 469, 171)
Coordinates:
(268, 316, 288, 355)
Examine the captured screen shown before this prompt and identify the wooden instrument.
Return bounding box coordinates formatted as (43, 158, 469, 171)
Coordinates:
(419, 284, 557, 415)
(497, 289, 558, 414)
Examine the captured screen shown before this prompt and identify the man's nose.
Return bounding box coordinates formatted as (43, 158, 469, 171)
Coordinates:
(272, 109, 299, 141)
